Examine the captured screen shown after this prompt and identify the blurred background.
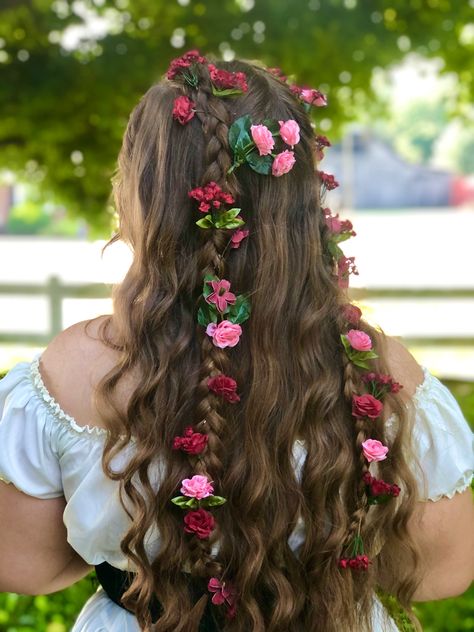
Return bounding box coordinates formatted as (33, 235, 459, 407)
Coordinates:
(0, 0, 473, 630)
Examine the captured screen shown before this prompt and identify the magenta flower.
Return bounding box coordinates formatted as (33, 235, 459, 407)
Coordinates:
(205, 279, 236, 313)
(230, 228, 249, 249)
(208, 577, 237, 613)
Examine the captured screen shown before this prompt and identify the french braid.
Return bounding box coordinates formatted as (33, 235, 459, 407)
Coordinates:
(179, 75, 239, 605)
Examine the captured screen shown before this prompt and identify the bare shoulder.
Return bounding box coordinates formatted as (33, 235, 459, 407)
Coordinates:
(39, 315, 124, 428)
(377, 334, 425, 400)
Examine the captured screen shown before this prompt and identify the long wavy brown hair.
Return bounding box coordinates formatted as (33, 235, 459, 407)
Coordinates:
(89, 57, 423, 631)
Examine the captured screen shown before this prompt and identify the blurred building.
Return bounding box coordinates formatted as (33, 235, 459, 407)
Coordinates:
(324, 129, 474, 209)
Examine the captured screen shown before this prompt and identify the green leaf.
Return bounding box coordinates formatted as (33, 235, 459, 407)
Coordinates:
(184, 497, 199, 508)
(328, 240, 344, 259)
(226, 294, 251, 324)
(202, 495, 227, 507)
(214, 207, 244, 229)
(228, 115, 252, 151)
(262, 118, 280, 134)
(202, 274, 218, 298)
(196, 215, 214, 229)
(197, 301, 218, 326)
(245, 150, 272, 174)
(340, 334, 351, 354)
(171, 495, 189, 507)
(333, 232, 353, 244)
(212, 86, 245, 97)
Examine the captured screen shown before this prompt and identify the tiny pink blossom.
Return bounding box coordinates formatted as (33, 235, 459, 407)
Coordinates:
(362, 439, 389, 463)
(206, 320, 242, 348)
(346, 329, 372, 352)
(205, 279, 236, 313)
(278, 120, 300, 148)
(250, 124, 275, 156)
(230, 228, 249, 249)
(272, 150, 296, 177)
(180, 474, 214, 499)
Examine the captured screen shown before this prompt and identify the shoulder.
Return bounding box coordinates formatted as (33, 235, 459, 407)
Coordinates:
(39, 316, 122, 429)
(376, 334, 425, 401)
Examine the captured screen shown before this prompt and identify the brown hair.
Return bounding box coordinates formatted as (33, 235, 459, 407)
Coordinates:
(90, 58, 422, 631)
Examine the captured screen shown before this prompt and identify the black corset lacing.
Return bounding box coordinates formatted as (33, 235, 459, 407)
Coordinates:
(94, 562, 221, 631)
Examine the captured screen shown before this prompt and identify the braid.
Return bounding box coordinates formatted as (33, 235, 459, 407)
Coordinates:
(177, 76, 238, 605)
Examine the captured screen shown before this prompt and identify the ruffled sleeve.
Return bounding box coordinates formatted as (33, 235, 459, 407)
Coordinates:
(398, 367, 474, 502)
(0, 357, 63, 499)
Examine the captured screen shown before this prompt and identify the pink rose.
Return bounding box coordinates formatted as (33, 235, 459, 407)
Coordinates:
(272, 150, 296, 177)
(362, 439, 389, 463)
(230, 228, 249, 249)
(180, 474, 214, 499)
(300, 88, 327, 107)
(278, 119, 300, 148)
(206, 320, 242, 348)
(250, 124, 274, 156)
(342, 304, 362, 325)
(346, 329, 372, 352)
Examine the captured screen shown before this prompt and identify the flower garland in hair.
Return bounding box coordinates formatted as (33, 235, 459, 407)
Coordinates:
(227, 115, 300, 176)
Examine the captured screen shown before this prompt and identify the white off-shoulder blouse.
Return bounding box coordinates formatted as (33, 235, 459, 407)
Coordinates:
(0, 352, 472, 632)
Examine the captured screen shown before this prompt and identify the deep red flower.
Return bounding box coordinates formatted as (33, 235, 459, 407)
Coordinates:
(342, 303, 362, 326)
(315, 134, 331, 160)
(208, 577, 237, 616)
(188, 182, 235, 213)
(318, 170, 340, 190)
(352, 394, 384, 420)
(208, 64, 248, 92)
(363, 472, 400, 502)
(183, 508, 215, 539)
(339, 554, 371, 571)
(172, 96, 195, 125)
(207, 374, 240, 403)
(167, 49, 206, 80)
(361, 372, 403, 396)
(337, 255, 358, 288)
(173, 426, 208, 455)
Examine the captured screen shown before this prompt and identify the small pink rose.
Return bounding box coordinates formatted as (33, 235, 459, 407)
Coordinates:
(250, 124, 274, 156)
(206, 320, 242, 348)
(346, 329, 372, 352)
(362, 439, 389, 463)
(300, 88, 327, 107)
(272, 150, 296, 177)
(180, 474, 214, 499)
(278, 119, 300, 148)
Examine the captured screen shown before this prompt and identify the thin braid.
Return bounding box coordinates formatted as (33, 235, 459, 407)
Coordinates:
(180, 81, 237, 589)
(341, 351, 370, 544)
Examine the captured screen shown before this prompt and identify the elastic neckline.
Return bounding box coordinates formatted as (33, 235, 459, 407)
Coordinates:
(29, 353, 108, 437)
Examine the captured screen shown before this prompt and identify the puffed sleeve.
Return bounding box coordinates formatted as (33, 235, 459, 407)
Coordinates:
(0, 358, 63, 499)
(407, 367, 473, 501)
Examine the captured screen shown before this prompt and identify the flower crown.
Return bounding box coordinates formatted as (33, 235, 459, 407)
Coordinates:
(166, 50, 403, 619)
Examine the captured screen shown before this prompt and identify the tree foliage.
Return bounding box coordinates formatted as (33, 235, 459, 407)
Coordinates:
(0, 0, 472, 233)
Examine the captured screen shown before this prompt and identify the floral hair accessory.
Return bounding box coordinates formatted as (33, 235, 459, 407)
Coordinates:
(208, 63, 248, 96)
(361, 372, 403, 397)
(207, 374, 240, 403)
(362, 438, 389, 463)
(363, 472, 400, 505)
(205, 279, 236, 313)
(337, 255, 359, 289)
(167, 49, 206, 85)
(290, 85, 328, 111)
(188, 183, 246, 231)
(315, 134, 331, 161)
(341, 330, 378, 370)
(208, 577, 237, 618)
(278, 120, 300, 148)
(172, 96, 196, 125)
(173, 426, 209, 455)
(352, 394, 384, 420)
(183, 508, 216, 539)
(230, 227, 249, 249)
(172, 475, 226, 509)
(339, 534, 371, 571)
(228, 115, 300, 176)
(342, 303, 362, 326)
(318, 170, 339, 191)
(206, 321, 242, 348)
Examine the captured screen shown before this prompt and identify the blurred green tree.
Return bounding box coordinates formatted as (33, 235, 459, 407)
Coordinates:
(0, 0, 472, 233)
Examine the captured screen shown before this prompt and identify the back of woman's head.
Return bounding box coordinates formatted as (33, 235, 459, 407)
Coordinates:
(93, 54, 422, 632)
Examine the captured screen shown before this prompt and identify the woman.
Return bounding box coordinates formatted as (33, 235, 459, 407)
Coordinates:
(0, 54, 472, 632)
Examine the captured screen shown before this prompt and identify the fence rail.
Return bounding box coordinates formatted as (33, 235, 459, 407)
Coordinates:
(1, 277, 474, 346)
